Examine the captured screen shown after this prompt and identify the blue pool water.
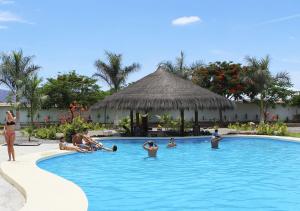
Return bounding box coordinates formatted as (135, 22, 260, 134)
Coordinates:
(38, 137, 300, 211)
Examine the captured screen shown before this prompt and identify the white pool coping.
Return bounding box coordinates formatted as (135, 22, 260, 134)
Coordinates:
(1, 135, 300, 211)
(0, 150, 88, 211)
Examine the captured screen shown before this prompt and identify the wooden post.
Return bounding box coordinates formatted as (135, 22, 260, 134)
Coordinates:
(130, 110, 134, 136)
(194, 110, 199, 136)
(104, 108, 107, 125)
(219, 108, 223, 126)
(136, 112, 140, 127)
(180, 109, 184, 136)
(141, 112, 148, 137)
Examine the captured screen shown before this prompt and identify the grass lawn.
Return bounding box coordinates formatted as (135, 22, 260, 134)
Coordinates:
(287, 133, 300, 138)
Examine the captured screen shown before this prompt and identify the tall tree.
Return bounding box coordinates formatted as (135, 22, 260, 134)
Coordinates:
(22, 74, 43, 126)
(94, 51, 140, 92)
(41, 71, 108, 110)
(159, 51, 195, 79)
(290, 92, 300, 107)
(0, 50, 40, 129)
(192, 61, 247, 122)
(245, 55, 293, 122)
(192, 61, 247, 100)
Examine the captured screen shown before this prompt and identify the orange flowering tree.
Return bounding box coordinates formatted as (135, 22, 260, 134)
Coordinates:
(192, 61, 247, 100)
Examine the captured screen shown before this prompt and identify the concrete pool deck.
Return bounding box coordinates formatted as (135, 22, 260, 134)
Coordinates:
(0, 144, 59, 211)
(1, 133, 300, 211)
(0, 135, 88, 211)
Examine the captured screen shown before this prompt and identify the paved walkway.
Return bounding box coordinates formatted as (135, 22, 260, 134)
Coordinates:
(0, 132, 58, 211)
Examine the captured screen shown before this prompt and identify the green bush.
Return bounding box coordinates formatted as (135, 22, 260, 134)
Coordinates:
(34, 126, 56, 139)
(228, 122, 255, 131)
(229, 122, 287, 136)
(31, 117, 106, 141)
(257, 122, 288, 136)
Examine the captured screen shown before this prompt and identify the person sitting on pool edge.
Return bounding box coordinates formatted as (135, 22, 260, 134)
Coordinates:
(167, 138, 176, 148)
(72, 131, 103, 151)
(59, 137, 90, 153)
(81, 132, 117, 152)
(211, 129, 222, 149)
(72, 133, 93, 150)
(143, 141, 158, 157)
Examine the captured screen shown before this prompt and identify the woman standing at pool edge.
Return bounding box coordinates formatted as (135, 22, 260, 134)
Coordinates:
(4, 110, 16, 161)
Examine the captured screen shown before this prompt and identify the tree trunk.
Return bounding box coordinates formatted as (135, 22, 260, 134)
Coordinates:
(15, 92, 21, 130)
(260, 94, 265, 123)
(30, 108, 34, 127)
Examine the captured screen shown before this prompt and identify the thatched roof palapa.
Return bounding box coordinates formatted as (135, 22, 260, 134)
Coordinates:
(91, 68, 235, 111)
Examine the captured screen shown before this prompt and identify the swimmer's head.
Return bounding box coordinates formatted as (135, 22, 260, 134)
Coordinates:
(112, 145, 117, 152)
(148, 141, 154, 147)
(215, 129, 218, 133)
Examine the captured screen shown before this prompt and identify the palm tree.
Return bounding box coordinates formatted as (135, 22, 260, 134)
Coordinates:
(94, 51, 140, 92)
(159, 51, 194, 79)
(245, 55, 272, 123)
(22, 74, 43, 126)
(0, 50, 41, 129)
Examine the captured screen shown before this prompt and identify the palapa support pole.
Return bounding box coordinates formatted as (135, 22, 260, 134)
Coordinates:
(219, 108, 223, 126)
(194, 110, 199, 136)
(104, 107, 107, 125)
(136, 112, 140, 127)
(130, 110, 134, 136)
(180, 109, 184, 136)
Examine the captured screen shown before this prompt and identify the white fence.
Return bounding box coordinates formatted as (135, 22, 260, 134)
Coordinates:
(0, 102, 299, 124)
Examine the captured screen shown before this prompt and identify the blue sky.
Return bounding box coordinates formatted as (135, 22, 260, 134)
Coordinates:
(1, 0, 300, 90)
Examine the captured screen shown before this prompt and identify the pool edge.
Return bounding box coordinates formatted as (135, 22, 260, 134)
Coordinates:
(0, 150, 88, 211)
(1, 135, 300, 211)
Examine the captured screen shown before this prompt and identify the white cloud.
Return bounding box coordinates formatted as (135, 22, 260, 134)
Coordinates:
(0, 11, 22, 22)
(257, 13, 300, 26)
(0, 11, 32, 24)
(0, 0, 14, 4)
(0, 25, 7, 29)
(172, 16, 201, 26)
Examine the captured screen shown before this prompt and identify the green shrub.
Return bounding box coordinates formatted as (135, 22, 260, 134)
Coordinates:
(31, 117, 106, 141)
(228, 122, 255, 131)
(257, 122, 287, 136)
(119, 116, 130, 129)
(34, 126, 57, 140)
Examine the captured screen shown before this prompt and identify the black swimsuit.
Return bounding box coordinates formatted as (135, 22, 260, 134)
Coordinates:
(6, 121, 15, 125)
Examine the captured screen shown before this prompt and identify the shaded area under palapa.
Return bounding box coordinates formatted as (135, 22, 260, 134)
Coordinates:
(91, 68, 235, 136)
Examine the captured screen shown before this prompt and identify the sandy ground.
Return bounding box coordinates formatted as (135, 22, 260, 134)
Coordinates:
(0, 132, 58, 211)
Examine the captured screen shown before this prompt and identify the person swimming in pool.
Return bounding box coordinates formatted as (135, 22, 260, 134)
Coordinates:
(101, 145, 118, 152)
(143, 141, 158, 157)
(211, 129, 222, 149)
(167, 138, 176, 148)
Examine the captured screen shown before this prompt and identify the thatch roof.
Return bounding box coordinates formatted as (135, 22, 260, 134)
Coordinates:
(91, 68, 235, 111)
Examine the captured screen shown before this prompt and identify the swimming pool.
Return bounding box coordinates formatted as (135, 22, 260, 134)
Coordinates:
(38, 137, 300, 211)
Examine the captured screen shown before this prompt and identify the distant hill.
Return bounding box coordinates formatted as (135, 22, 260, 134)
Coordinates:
(0, 89, 11, 103)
